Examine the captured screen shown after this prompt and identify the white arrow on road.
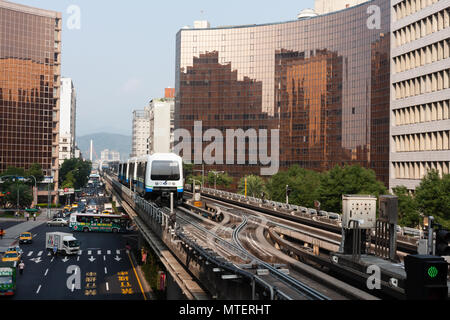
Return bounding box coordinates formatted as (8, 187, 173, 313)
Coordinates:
(62, 257, 69, 263)
(114, 255, 121, 262)
(30, 257, 42, 264)
(88, 256, 96, 262)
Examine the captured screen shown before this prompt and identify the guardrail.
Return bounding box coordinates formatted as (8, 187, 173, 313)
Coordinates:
(196, 186, 423, 239)
(110, 175, 330, 300)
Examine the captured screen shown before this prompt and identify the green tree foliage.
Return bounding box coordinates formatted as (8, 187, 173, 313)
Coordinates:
(207, 172, 233, 188)
(59, 158, 92, 189)
(415, 170, 450, 229)
(62, 171, 76, 189)
(26, 163, 44, 183)
(317, 165, 387, 213)
(266, 165, 321, 207)
(6, 183, 32, 208)
(392, 186, 420, 228)
(238, 175, 265, 198)
(183, 162, 194, 178)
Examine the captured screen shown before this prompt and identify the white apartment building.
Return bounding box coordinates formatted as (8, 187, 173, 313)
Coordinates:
(390, 0, 450, 191)
(131, 107, 151, 158)
(148, 98, 174, 154)
(59, 78, 77, 163)
(101, 149, 120, 162)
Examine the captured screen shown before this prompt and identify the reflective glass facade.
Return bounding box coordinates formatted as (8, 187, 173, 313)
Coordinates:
(0, 1, 61, 186)
(175, 0, 391, 186)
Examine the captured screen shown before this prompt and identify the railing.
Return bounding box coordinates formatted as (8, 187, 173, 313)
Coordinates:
(198, 186, 423, 239)
(110, 175, 330, 300)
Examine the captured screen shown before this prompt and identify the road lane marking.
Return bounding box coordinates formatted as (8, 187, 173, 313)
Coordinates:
(107, 250, 111, 255)
(88, 250, 92, 255)
(106, 282, 109, 291)
(27, 251, 33, 257)
(36, 285, 41, 294)
(104, 267, 107, 274)
(44, 269, 49, 276)
(98, 250, 102, 255)
(116, 250, 120, 255)
(37, 251, 43, 257)
(50, 257, 54, 263)
(103, 256, 106, 261)
(127, 251, 147, 300)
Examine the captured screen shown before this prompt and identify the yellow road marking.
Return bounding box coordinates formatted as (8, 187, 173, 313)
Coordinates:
(127, 251, 147, 300)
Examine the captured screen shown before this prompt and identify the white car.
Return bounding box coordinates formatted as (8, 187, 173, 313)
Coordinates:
(47, 218, 69, 227)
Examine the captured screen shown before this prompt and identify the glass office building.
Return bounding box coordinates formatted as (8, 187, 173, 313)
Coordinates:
(0, 1, 62, 194)
(175, 0, 390, 186)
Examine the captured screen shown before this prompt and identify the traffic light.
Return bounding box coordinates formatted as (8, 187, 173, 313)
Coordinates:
(435, 229, 450, 257)
(404, 254, 448, 300)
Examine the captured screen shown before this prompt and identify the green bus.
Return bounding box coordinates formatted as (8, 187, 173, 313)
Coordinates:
(69, 213, 131, 233)
(0, 261, 16, 297)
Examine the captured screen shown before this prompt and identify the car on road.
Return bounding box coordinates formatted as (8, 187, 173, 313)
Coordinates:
(6, 246, 23, 257)
(19, 232, 32, 244)
(2, 251, 21, 263)
(47, 218, 69, 227)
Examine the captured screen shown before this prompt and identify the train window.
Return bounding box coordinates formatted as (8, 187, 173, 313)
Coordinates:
(151, 161, 180, 181)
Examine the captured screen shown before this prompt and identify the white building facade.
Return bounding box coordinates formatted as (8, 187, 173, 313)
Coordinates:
(390, 0, 450, 191)
(59, 78, 77, 163)
(131, 107, 151, 158)
(148, 98, 174, 154)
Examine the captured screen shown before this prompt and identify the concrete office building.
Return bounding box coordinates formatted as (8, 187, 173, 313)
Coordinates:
(390, 0, 450, 191)
(0, 0, 62, 202)
(175, 0, 391, 185)
(148, 97, 174, 154)
(314, 0, 369, 15)
(59, 78, 77, 163)
(100, 149, 120, 162)
(131, 107, 151, 158)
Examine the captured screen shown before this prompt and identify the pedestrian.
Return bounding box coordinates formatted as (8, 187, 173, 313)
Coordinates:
(18, 260, 24, 275)
(33, 213, 36, 221)
(53, 245, 58, 256)
(26, 212, 29, 221)
(0, 228, 4, 239)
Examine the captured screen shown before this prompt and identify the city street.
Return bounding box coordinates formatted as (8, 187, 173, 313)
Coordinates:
(1, 222, 145, 300)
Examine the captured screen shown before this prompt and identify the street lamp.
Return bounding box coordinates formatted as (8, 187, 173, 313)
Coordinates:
(209, 171, 224, 190)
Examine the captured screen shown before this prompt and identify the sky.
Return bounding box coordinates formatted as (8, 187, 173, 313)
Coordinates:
(13, 0, 315, 136)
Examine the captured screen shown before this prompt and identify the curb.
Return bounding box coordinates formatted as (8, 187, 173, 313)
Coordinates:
(129, 250, 156, 300)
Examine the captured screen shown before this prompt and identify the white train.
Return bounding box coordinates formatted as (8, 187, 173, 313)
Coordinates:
(118, 153, 184, 205)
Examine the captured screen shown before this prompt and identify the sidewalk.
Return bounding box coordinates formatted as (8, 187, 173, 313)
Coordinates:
(0, 209, 56, 250)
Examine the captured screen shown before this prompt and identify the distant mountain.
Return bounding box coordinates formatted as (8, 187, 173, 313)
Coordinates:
(77, 132, 131, 162)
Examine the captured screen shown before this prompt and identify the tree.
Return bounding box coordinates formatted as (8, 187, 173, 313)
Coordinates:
(207, 172, 233, 188)
(238, 175, 265, 198)
(62, 171, 76, 189)
(26, 163, 44, 183)
(59, 158, 92, 190)
(317, 165, 387, 213)
(392, 186, 420, 228)
(183, 162, 194, 178)
(6, 183, 32, 208)
(415, 170, 450, 229)
(266, 165, 321, 207)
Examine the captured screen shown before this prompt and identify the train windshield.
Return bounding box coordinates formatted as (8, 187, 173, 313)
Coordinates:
(151, 161, 180, 181)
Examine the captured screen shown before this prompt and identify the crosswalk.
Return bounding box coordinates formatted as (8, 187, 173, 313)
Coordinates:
(24, 249, 124, 259)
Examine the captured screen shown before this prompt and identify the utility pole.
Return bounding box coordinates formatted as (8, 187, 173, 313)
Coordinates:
(286, 185, 291, 204)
